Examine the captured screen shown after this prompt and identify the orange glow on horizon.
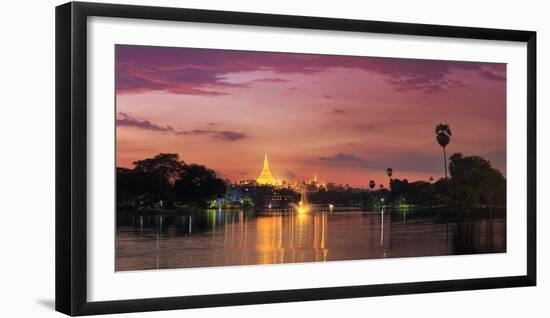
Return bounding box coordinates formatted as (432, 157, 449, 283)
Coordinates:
(116, 45, 506, 188)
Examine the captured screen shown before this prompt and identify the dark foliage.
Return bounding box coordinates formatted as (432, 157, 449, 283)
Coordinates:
(448, 153, 506, 208)
(308, 153, 505, 210)
(117, 152, 505, 211)
(116, 153, 226, 209)
(174, 164, 226, 206)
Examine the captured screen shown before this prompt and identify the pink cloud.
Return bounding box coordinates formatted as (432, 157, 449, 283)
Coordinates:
(116, 45, 506, 96)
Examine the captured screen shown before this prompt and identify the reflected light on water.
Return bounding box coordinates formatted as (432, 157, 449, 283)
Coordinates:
(293, 199, 311, 214)
(116, 208, 506, 271)
(256, 210, 328, 264)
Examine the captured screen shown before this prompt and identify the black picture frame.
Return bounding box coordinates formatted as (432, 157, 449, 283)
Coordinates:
(55, 1, 537, 316)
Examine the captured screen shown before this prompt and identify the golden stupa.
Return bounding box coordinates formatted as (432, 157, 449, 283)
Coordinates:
(256, 154, 279, 186)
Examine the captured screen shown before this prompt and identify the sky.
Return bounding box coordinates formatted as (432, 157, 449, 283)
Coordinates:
(115, 45, 506, 188)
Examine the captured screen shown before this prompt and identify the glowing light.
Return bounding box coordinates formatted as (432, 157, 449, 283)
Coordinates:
(256, 154, 279, 185)
(296, 205, 310, 214)
(293, 200, 310, 214)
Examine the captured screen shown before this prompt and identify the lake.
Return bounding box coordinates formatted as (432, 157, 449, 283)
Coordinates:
(116, 207, 506, 271)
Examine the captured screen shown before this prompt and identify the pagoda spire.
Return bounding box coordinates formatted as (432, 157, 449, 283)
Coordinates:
(263, 153, 269, 170)
(256, 153, 279, 185)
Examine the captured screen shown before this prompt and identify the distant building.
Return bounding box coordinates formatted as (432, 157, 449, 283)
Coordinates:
(304, 173, 326, 192)
(236, 185, 299, 208)
(227, 155, 299, 208)
(256, 154, 279, 186)
(239, 179, 259, 186)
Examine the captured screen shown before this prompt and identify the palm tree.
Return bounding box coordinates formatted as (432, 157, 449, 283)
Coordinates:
(386, 168, 393, 186)
(369, 180, 375, 190)
(435, 124, 452, 179)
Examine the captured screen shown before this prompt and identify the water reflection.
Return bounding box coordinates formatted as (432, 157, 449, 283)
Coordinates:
(116, 208, 505, 271)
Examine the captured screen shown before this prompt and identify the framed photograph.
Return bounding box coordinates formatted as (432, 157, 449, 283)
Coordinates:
(55, 1, 536, 316)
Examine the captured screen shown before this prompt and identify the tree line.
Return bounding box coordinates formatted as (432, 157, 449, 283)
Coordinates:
(308, 153, 505, 210)
(117, 151, 505, 211)
(117, 153, 226, 209)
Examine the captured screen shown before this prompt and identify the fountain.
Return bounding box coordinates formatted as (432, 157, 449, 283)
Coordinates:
(293, 190, 311, 214)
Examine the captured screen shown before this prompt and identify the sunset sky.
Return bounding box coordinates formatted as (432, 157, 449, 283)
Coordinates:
(115, 45, 506, 188)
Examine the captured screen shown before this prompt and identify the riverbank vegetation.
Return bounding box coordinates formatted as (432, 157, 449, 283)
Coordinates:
(310, 153, 505, 211)
(117, 153, 226, 210)
(116, 151, 505, 213)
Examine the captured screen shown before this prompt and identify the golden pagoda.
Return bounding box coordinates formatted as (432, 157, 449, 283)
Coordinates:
(256, 154, 279, 186)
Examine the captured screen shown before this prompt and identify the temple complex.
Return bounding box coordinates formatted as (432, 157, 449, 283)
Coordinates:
(256, 154, 279, 186)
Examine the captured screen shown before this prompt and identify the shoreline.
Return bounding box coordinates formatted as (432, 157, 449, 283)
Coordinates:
(116, 205, 506, 218)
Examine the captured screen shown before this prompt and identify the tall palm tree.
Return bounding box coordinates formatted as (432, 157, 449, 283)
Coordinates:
(435, 124, 452, 179)
(386, 168, 393, 186)
(369, 180, 375, 190)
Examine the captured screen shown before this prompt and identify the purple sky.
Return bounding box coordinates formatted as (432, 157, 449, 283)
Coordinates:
(116, 45, 506, 187)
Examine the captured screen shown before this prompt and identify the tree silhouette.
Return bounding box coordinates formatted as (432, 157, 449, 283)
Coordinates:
(448, 153, 506, 208)
(435, 124, 452, 179)
(369, 180, 375, 190)
(116, 153, 227, 209)
(386, 168, 393, 185)
(133, 153, 186, 184)
(174, 164, 226, 206)
(118, 153, 187, 206)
